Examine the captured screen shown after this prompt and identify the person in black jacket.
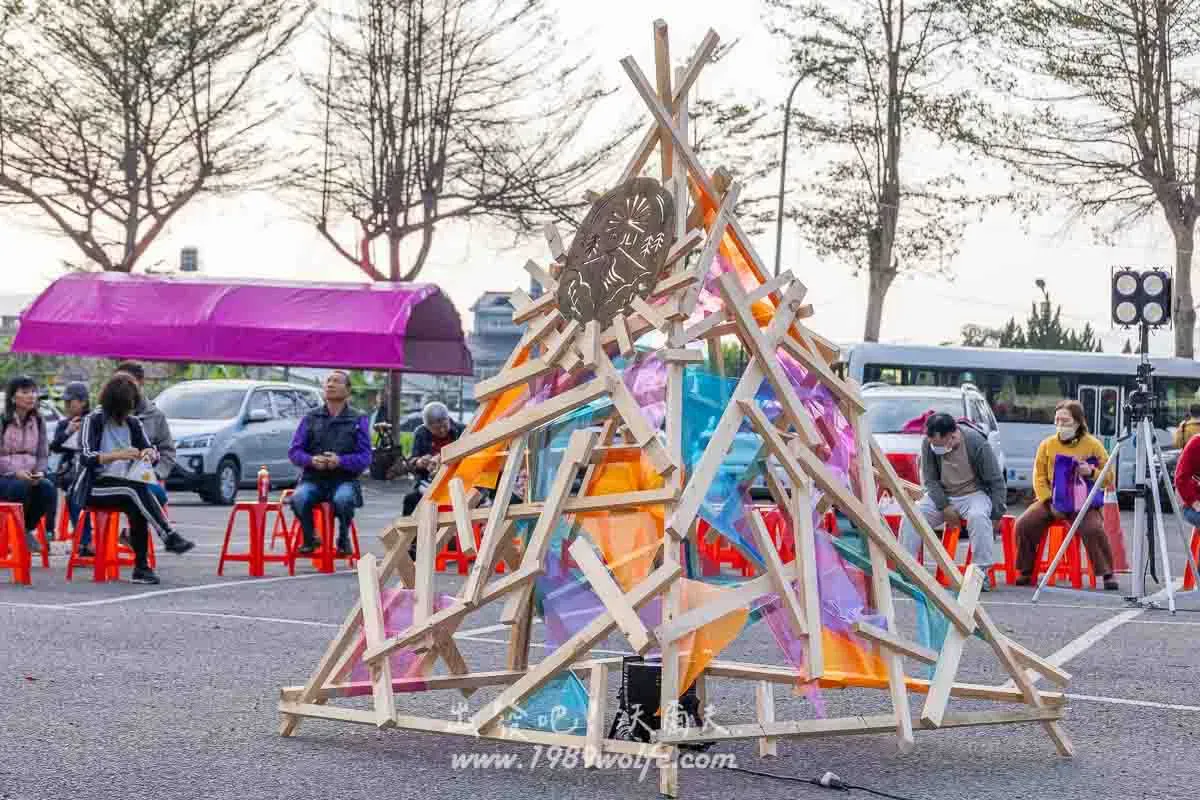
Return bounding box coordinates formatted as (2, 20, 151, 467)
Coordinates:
(401, 402, 465, 517)
(288, 371, 372, 555)
(71, 374, 194, 585)
(50, 382, 92, 553)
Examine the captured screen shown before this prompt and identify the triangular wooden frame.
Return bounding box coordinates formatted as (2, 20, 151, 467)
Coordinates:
(278, 21, 1074, 797)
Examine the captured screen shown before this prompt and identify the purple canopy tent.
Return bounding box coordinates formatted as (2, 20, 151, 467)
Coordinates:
(11, 272, 473, 376)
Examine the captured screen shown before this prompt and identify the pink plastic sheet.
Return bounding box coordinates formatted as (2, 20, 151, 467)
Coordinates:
(12, 272, 472, 374)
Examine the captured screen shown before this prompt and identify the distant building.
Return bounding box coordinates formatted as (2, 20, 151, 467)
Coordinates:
(468, 290, 524, 383)
(0, 294, 36, 338)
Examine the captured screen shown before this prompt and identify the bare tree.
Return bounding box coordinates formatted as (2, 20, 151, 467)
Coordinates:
(973, 0, 1200, 358)
(304, 0, 627, 283)
(768, 0, 992, 341)
(0, 0, 307, 272)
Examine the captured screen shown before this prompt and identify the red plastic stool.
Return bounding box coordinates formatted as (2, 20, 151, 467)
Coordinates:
(1182, 528, 1200, 590)
(289, 502, 360, 573)
(218, 500, 290, 577)
(66, 509, 156, 582)
(1033, 521, 1095, 589)
(935, 526, 962, 587)
(271, 489, 295, 551)
(56, 494, 73, 543)
(0, 503, 31, 584)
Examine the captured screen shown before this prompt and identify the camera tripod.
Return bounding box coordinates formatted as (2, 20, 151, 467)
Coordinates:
(1033, 354, 1200, 612)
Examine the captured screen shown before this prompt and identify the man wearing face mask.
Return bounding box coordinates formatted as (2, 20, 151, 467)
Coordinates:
(899, 412, 1007, 591)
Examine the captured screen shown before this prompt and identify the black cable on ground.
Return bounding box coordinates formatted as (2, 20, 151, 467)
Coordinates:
(721, 765, 921, 800)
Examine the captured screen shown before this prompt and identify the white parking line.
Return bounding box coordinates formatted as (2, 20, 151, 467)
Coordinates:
(1065, 693, 1200, 713)
(9, 601, 1200, 713)
(145, 609, 339, 628)
(63, 571, 345, 608)
(1006, 607, 1144, 688)
(1043, 608, 1145, 669)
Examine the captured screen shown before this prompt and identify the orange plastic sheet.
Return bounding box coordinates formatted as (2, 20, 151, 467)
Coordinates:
(672, 578, 749, 698)
(578, 447, 667, 591)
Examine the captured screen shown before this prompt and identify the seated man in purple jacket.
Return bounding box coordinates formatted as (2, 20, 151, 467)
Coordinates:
(288, 371, 372, 555)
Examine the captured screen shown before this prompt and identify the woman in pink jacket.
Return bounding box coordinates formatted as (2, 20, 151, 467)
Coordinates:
(0, 375, 57, 553)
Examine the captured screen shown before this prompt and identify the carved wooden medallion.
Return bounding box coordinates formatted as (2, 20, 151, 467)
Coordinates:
(556, 177, 676, 326)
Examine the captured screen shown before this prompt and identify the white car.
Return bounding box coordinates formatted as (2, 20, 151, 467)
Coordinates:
(862, 383, 1006, 489)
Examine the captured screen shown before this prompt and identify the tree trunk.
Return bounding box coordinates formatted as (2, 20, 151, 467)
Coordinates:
(1173, 224, 1196, 359)
(863, 264, 896, 342)
(389, 370, 404, 428)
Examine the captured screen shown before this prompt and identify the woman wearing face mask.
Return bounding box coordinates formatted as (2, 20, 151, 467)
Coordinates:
(1015, 399, 1118, 590)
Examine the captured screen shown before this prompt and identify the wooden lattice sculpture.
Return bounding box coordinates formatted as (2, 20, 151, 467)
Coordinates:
(278, 21, 1073, 798)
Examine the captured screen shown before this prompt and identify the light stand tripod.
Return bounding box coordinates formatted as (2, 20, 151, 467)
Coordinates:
(1033, 339, 1200, 612)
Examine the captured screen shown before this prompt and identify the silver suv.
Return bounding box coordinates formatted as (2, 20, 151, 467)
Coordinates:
(157, 380, 322, 505)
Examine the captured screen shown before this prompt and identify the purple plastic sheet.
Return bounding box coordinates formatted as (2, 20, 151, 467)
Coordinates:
(344, 588, 460, 694)
(622, 352, 668, 430)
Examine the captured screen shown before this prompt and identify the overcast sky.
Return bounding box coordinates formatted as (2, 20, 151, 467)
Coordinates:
(0, 0, 1185, 355)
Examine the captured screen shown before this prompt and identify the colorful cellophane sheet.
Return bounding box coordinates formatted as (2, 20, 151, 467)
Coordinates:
(337, 589, 462, 697)
(417, 179, 944, 700)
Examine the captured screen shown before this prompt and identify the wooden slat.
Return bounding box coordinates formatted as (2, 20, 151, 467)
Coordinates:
(618, 30, 720, 183)
(662, 228, 704, 270)
(740, 401, 975, 636)
(717, 272, 817, 444)
(662, 348, 704, 363)
(746, 510, 806, 636)
(356, 553, 396, 727)
(570, 537, 655, 654)
(849, 407, 915, 752)
(500, 429, 599, 624)
(791, 477, 824, 678)
(671, 271, 795, 348)
(654, 707, 1064, 745)
(448, 478, 477, 556)
(779, 334, 865, 414)
(680, 181, 741, 314)
(974, 605, 1075, 756)
(363, 566, 539, 664)
(756, 681, 778, 757)
(472, 320, 580, 402)
(392, 487, 680, 531)
(664, 280, 806, 539)
(464, 436, 528, 604)
(654, 574, 773, 644)
(524, 259, 558, 292)
(585, 662, 610, 768)
(854, 621, 939, 665)
(613, 313, 634, 357)
(630, 295, 670, 332)
(472, 562, 682, 732)
(920, 565, 985, 728)
(511, 289, 558, 325)
(593, 349, 676, 477)
(443, 377, 612, 464)
(580, 320, 600, 368)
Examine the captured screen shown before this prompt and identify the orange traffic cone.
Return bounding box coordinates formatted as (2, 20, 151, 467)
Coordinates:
(1103, 491, 1130, 573)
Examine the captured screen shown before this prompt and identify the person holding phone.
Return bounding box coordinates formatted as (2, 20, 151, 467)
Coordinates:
(71, 374, 195, 585)
(0, 375, 57, 553)
(51, 382, 92, 554)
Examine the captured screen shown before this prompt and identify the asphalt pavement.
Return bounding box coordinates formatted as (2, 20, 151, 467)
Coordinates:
(1, 483, 1198, 800)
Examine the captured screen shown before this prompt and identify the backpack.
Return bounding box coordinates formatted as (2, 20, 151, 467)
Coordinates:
(1176, 419, 1200, 450)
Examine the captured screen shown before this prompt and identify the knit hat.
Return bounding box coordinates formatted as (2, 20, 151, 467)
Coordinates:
(62, 382, 89, 404)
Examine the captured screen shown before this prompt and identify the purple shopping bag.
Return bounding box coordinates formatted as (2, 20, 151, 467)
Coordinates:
(1051, 454, 1104, 515)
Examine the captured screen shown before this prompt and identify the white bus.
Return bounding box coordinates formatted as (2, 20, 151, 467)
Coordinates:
(838, 342, 1200, 497)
